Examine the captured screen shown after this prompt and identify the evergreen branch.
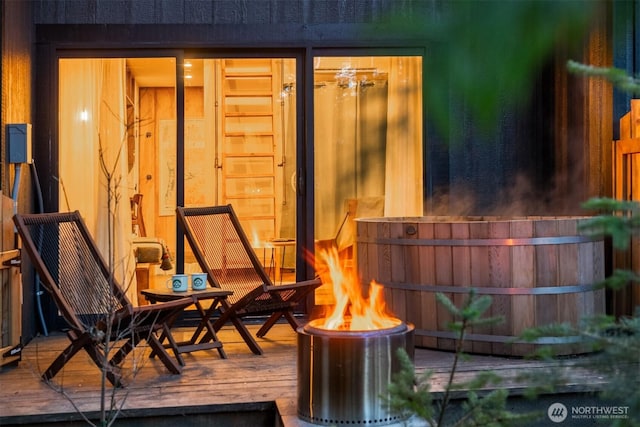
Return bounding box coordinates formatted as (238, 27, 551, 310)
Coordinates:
(567, 60, 640, 95)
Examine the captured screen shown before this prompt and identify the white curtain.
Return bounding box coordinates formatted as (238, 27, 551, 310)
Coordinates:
(314, 81, 357, 241)
(59, 59, 137, 304)
(384, 57, 423, 216)
(314, 60, 423, 241)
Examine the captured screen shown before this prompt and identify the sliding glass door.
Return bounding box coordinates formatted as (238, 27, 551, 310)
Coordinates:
(59, 56, 300, 300)
(59, 57, 149, 302)
(57, 53, 423, 305)
(182, 58, 298, 281)
(312, 56, 423, 304)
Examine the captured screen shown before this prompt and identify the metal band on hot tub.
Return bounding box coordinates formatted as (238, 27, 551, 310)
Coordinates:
(357, 235, 598, 246)
(379, 281, 600, 295)
(378, 281, 598, 344)
(414, 329, 584, 344)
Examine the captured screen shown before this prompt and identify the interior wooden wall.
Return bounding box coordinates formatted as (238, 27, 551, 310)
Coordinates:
(138, 87, 204, 255)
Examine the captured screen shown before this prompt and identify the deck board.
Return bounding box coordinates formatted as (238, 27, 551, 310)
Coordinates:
(0, 322, 606, 425)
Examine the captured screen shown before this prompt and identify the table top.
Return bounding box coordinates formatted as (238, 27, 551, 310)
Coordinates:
(253, 238, 296, 249)
(269, 238, 296, 247)
(141, 287, 232, 302)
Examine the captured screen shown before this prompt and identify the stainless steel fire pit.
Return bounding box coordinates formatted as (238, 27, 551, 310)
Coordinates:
(297, 319, 415, 426)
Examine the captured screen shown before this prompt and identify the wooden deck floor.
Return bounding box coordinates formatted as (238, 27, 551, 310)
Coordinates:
(0, 321, 607, 426)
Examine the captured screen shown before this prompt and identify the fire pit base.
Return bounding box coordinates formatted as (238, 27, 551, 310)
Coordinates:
(297, 321, 415, 426)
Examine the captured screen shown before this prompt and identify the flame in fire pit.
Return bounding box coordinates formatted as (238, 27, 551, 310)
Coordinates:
(315, 247, 401, 331)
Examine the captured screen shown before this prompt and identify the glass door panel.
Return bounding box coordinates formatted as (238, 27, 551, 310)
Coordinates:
(313, 56, 423, 304)
(184, 58, 297, 282)
(58, 57, 177, 304)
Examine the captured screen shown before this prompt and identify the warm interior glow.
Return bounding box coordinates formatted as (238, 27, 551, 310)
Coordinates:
(315, 247, 400, 331)
(250, 227, 273, 249)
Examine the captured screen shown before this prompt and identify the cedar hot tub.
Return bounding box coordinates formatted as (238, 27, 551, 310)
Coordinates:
(355, 216, 606, 356)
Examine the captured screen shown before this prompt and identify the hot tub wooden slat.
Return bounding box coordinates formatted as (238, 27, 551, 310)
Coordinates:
(535, 220, 559, 331)
(418, 221, 438, 348)
(558, 219, 580, 354)
(451, 222, 472, 352)
(469, 221, 492, 354)
(489, 221, 511, 355)
(403, 222, 423, 343)
(389, 221, 407, 323)
(435, 222, 456, 351)
(510, 220, 536, 356)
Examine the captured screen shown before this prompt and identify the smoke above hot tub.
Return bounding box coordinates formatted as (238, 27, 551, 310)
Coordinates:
(426, 170, 589, 217)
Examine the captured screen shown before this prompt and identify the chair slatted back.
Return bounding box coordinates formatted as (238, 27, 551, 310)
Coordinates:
(178, 205, 295, 306)
(14, 211, 128, 332)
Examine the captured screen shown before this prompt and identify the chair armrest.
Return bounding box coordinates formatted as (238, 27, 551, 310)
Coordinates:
(265, 278, 322, 292)
(135, 296, 195, 314)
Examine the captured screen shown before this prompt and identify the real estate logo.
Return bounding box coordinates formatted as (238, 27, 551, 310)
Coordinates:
(548, 402, 630, 423)
(548, 402, 568, 423)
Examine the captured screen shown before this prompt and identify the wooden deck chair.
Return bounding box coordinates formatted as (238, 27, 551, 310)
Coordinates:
(176, 205, 322, 355)
(13, 211, 194, 387)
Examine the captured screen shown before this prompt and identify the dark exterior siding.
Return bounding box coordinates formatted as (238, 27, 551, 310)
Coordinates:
(33, 0, 432, 25)
(30, 0, 615, 217)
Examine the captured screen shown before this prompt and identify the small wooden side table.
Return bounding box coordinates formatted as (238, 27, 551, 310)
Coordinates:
(269, 238, 296, 284)
(141, 288, 233, 364)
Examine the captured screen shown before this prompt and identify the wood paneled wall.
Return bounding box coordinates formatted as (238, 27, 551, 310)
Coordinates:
(1, 0, 37, 342)
(138, 87, 204, 252)
(1, 1, 33, 197)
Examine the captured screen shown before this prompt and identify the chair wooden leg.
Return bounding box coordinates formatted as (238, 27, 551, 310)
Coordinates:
(160, 324, 186, 366)
(108, 330, 183, 378)
(284, 310, 302, 329)
(109, 339, 133, 367)
(211, 313, 263, 355)
(256, 312, 285, 337)
(44, 331, 122, 387)
(148, 333, 183, 374)
(42, 335, 89, 382)
(83, 345, 122, 387)
(257, 310, 301, 337)
(232, 316, 263, 355)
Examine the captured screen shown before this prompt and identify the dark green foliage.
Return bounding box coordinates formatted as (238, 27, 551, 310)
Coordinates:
(436, 290, 503, 335)
(455, 389, 540, 427)
(602, 269, 640, 291)
(516, 312, 640, 426)
(384, 3, 640, 426)
(567, 61, 640, 96)
(377, 1, 596, 139)
(386, 291, 539, 426)
(515, 197, 640, 426)
(580, 198, 640, 250)
(386, 348, 436, 423)
(579, 315, 640, 427)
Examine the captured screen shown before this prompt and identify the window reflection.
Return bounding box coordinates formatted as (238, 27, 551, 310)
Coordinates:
(313, 56, 423, 304)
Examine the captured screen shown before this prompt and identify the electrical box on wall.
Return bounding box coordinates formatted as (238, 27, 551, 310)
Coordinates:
(7, 123, 32, 164)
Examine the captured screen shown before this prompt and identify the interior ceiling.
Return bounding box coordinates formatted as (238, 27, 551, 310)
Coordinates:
(126, 58, 203, 87)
